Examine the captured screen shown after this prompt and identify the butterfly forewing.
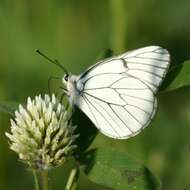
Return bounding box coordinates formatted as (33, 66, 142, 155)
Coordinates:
(75, 46, 170, 139)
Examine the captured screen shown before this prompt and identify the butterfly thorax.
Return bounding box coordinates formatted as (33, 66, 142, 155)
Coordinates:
(63, 75, 83, 105)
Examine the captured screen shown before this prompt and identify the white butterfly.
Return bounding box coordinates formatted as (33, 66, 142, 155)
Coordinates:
(61, 46, 170, 139)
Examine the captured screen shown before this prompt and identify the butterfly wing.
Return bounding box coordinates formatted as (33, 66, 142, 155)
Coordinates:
(75, 46, 170, 139)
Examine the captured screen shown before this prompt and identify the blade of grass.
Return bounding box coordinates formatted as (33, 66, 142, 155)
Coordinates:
(110, 0, 127, 53)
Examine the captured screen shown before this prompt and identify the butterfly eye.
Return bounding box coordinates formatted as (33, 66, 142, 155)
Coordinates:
(64, 74, 69, 81)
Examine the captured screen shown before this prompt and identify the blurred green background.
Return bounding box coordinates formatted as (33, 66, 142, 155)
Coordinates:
(0, 0, 190, 189)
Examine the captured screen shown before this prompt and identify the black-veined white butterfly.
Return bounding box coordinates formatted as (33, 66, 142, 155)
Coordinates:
(37, 46, 170, 139)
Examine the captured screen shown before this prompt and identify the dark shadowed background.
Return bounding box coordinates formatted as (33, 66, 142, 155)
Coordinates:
(0, 0, 190, 189)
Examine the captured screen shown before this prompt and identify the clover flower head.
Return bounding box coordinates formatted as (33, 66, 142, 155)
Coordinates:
(6, 94, 78, 170)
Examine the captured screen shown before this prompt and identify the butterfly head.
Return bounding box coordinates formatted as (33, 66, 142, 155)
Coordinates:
(63, 73, 69, 82)
(62, 73, 72, 88)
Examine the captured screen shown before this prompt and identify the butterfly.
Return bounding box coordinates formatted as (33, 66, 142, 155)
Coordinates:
(37, 46, 170, 139)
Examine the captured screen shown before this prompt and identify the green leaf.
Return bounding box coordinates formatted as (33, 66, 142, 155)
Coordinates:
(73, 108, 98, 157)
(161, 60, 190, 92)
(0, 101, 19, 115)
(81, 148, 160, 190)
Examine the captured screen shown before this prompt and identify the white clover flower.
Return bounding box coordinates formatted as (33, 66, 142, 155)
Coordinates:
(6, 94, 78, 170)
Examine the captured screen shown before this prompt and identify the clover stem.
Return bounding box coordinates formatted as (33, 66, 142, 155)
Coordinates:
(32, 170, 40, 190)
(42, 170, 49, 190)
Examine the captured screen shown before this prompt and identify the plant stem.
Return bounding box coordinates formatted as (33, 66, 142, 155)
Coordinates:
(42, 170, 49, 190)
(65, 168, 78, 190)
(32, 170, 40, 190)
(110, 0, 127, 53)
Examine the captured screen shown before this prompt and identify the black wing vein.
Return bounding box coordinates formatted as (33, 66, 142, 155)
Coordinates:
(83, 94, 121, 137)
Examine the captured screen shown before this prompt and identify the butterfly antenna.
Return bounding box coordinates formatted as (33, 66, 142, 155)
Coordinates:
(35, 49, 68, 74)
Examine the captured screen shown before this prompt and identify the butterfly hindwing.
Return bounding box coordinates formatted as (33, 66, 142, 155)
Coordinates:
(75, 46, 170, 139)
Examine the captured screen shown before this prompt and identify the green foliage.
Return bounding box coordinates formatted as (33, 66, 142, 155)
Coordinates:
(73, 108, 98, 156)
(161, 60, 190, 92)
(81, 148, 160, 190)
